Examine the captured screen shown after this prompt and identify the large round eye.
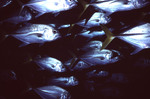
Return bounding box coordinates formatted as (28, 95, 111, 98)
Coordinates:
(53, 30, 57, 34)
(68, 0, 72, 2)
(95, 19, 100, 22)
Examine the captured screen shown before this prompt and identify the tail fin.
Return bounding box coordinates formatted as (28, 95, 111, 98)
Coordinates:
(77, 0, 89, 20)
(100, 24, 115, 50)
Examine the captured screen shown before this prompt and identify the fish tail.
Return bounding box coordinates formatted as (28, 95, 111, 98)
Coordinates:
(77, 0, 89, 20)
(100, 24, 115, 50)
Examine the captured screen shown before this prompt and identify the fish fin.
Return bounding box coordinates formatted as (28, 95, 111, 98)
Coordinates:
(100, 24, 115, 50)
(54, 13, 60, 17)
(35, 12, 45, 18)
(68, 50, 78, 69)
(19, 42, 29, 47)
(131, 48, 143, 55)
(16, 0, 26, 15)
(67, 24, 75, 34)
(77, 0, 89, 20)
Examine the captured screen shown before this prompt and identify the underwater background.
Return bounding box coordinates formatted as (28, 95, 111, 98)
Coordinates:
(0, 0, 150, 99)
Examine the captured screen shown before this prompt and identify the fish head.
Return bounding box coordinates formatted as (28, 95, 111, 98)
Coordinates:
(35, 57, 66, 72)
(67, 76, 79, 86)
(42, 27, 61, 42)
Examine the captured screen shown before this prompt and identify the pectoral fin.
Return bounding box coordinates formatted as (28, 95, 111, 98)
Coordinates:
(131, 48, 143, 55)
(19, 42, 29, 47)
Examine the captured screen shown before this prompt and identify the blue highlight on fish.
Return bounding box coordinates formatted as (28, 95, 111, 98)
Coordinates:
(12, 24, 61, 46)
(34, 85, 71, 99)
(17, 0, 78, 17)
(35, 56, 66, 72)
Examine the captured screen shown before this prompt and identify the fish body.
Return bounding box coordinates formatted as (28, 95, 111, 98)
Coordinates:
(47, 76, 78, 87)
(0, 9, 32, 25)
(80, 40, 103, 52)
(34, 85, 71, 99)
(78, 30, 105, 40)
(19, 0, 77, 17)
(118, 23, 150, 54)
(86, 70, 109, 78)
(77, 12, 110, 28)
(65, 49, 120, 70)
(12, 24, 60, 46)
(35, 56, 66, 72)
(92, 0, 148, 15)
(65, 59, 90, 71)
(81, 49, 120, 65)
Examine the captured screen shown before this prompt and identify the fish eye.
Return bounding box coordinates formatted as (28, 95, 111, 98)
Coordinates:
(68, 0, 72, 2)
(95, 19, 100, 22)
(37, 34, 43, 37)
(53, 30, 57, 34)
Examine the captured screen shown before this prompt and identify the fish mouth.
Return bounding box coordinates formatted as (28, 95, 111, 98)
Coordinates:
(54, 34, 61, 39)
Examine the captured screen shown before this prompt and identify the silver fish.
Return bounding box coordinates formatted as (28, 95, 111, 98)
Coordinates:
(76, 12, 110, 28)
(80, 49, 120, 66)
(12, 24, 60, 46)
(80, 40, 103, 52)
(18, 0, 77, 17)
(86, 70, 109, 78)
(34, 85, 71, 99)
(35, 56, 66, 72)
(117, 23, 150, 54)
(47, 76, 78, 87)
(100, 23, 150, 55)
(92, 0, 148, 15)
(78, 30, 105, 40)
(0, 9, 32, 25)
(64, 59, 90, 71)
(65, 49, 120, 70)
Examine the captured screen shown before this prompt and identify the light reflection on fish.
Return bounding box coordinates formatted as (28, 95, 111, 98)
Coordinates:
(65, 49, 120, 70)
(92, 0, 148, 15)
(47, 76, 78, 87)
(12, 24, 61, 47)
(0, 0, 12, 8)
(100, 23, 150, 55)
(35, 56, 66, 72)
(80, 40, 103, 52)
(34, 85, 71, 99)
(78, 30, 105, 40)
(80, 49, 120, 65)
(17, 0, 78, 17)
(0, 9, 32, 25)
(86, 70, 109, 78)
(116, 23, 150, 54)
(64, 59, 90, 71)
(76, 12, 110, 28)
